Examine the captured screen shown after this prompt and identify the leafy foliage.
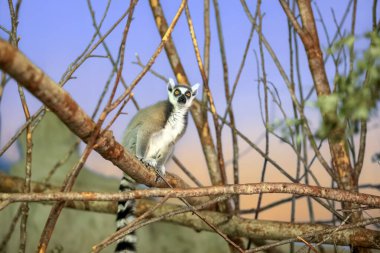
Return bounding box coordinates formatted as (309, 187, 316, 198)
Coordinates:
(317, 32, 380, 138)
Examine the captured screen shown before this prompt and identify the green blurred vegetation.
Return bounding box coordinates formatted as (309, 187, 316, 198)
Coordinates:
(317, 32, 380, 138)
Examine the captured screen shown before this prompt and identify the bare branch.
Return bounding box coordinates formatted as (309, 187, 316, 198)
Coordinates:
(278, 0, 305, 38)
(211, 0, 239, 211)
(2, 173, 379, 249)
(139, 199, 380, 249)
(184, 4, 228, 195)
(0, 205, 22, 252)
(7, 0, 31, 251)
(2, 183, 380, 207)
(245, 215, 380, 252)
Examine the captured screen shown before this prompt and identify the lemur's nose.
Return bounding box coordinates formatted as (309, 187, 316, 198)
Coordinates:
(178, 95, 187, 104)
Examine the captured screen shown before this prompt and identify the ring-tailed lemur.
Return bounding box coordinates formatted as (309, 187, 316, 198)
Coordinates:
(115, 78, 199, 253)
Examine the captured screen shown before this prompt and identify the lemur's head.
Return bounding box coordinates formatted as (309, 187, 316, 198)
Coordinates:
(167, 78, 199, 108)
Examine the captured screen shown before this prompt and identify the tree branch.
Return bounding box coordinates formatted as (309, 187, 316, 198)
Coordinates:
(278, 0, 305, 38)
(2, 173, 379, 249)
(2, 182, 380, 207)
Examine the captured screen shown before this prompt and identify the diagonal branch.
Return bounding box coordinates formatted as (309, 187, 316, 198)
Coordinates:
(0, 38, 202, 198)
(278, 0, 306, 38)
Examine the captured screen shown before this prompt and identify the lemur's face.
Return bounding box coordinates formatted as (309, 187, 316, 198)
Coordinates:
(167, 78, 199, 108)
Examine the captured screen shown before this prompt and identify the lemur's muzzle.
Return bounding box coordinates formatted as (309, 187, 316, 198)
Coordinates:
(178, 95, 187, 104)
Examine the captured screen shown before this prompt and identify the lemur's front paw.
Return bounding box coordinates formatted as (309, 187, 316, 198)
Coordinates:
(158, 166, 166, 176)
(141, 158, 157, 169)
(154, 166, 166, 182)
(137, 158, 166, 182)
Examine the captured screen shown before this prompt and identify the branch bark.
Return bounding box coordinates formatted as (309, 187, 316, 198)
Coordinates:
(136, 199, 380, 249)
(2, 182, 380, 208)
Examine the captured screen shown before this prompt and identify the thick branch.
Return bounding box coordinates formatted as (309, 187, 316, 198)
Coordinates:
(0, 172, 116, 213)
(2, 182, 380, 207)
(278, 0, 305, 37)
(137, 200, 380, 249)
(295, 0, 331, 97)
(2, 173, 380, 249)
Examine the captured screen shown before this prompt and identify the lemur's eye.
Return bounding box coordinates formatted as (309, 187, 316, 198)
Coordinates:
(185, 91, 191, 98)
(174, 89, 180, 96)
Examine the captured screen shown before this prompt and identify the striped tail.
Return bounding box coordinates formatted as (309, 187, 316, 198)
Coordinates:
(115, 174, 137, 253)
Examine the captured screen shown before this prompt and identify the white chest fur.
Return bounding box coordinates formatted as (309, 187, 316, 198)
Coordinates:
(145, 108, 187, 159)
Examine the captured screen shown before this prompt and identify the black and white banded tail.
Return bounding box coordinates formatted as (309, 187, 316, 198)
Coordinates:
(115, 174, 137, 253)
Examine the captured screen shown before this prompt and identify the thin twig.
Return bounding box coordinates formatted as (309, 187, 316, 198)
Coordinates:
(42, 3, 120, 185)
(240, 195, 304, 215)
(7, 1, 31, 251)
(211, 0, 240, 212)
(220, 23, 255, 130)
(184, 4, 228, 190)
(132, 54, 167, 82)
(278, 0, 305, 37)
(288, 3, 302, 229)
(0, 205, 22, 252)
(296, 236, 319, 253)
(202, 0, 211, 127)
(101, 94, 133, 134)
(315, 214, 352, 247)
(107, 0, 188, 112)
(172, 156, 203, 187)
(216, 112, 295, 182)
(255, 5, 269, 221)
(0, 25, 11, 35)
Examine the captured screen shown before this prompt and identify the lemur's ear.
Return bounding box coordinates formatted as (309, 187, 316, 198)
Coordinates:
(167, 78, 176, 92)
(191, 83, 200, 96)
